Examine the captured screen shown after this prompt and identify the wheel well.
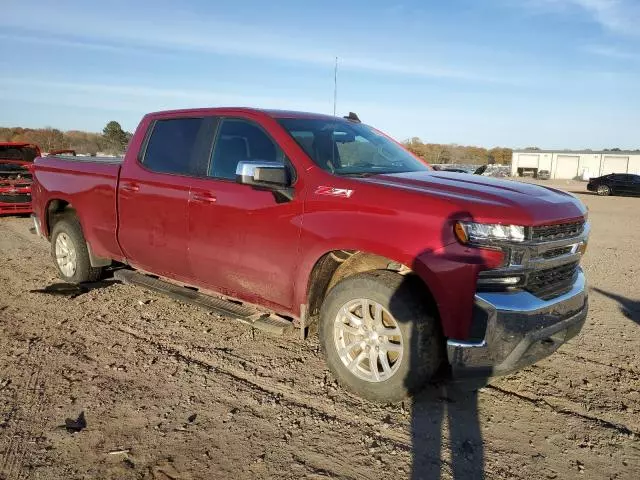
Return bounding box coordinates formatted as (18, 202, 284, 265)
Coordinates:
(306, 250, 436, 318)
(46, 199, 73, 237)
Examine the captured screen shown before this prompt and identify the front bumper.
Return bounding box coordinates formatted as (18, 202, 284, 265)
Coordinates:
(0, 202, 32, 215)
(447, 268, 587, 377)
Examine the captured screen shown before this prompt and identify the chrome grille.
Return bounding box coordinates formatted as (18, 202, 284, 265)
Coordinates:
(526, 262, 579, 300)
(530, 221, 584, 241)
(0, 194, 31, 204)
(541, 246, 574, 259)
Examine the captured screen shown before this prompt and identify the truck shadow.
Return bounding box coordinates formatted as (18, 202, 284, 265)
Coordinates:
(592, 287, 640, 326)
(30, 279, 121, 299)
(388, 211, 488, 479)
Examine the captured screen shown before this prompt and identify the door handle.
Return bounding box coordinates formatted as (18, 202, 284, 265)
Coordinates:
(121, 182, 140, 192)
(191, 191, 217, 203)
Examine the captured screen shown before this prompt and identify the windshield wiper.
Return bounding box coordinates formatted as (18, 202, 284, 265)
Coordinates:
(339, 170, 408, 178)
(339, 172, 381, 177)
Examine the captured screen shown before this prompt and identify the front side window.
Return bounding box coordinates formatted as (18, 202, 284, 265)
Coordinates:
(278, 118, 430, 176)
(210, 119, 284, 180)
(142, 117, 213, 176)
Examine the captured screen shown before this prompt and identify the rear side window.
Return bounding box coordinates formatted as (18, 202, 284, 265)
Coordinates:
(209, 119, 284, 180)
(142, 118, 215, 176)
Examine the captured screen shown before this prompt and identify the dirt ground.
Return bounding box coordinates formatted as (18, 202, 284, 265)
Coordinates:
(1, 184, 639, 480)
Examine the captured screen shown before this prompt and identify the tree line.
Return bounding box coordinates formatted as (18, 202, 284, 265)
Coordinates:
(403, 137, 512, 165)
(0, 121, 132, 156)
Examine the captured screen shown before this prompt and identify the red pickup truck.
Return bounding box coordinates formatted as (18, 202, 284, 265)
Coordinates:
(31, 108, 589, 402)
(1, 142, 41, 215)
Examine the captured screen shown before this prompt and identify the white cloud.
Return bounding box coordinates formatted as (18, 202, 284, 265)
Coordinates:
(584, 44, 639, 60)
(0, 33, 174, 57)
(0, 77, 331, 112)
(524, 0, 640, 36)
(0, 1, 516, 84)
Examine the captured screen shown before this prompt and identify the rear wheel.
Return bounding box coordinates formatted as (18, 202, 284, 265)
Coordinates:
(597, 184, 611, 196)
(50, 213, 103, 283)
(319, 270, 443, 403)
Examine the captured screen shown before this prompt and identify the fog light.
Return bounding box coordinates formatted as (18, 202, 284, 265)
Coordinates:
(477, 276, 521, 286)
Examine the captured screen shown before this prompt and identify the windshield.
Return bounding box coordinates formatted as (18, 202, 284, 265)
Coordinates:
(277, 118, 431, 176)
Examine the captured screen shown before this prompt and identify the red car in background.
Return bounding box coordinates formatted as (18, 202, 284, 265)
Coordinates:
(0, 142, 41, 215)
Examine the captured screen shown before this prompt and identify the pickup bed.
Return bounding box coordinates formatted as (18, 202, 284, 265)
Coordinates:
(31, 108, 589, 402)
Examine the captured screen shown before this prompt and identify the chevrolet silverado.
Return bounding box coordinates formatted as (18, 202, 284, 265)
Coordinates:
(31, 108, 589, 402)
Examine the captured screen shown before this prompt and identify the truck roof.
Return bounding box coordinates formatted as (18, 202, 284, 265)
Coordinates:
(145, 107, 344, 122)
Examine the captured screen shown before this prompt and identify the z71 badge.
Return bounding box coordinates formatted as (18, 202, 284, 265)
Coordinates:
(315, 186, 354, 198)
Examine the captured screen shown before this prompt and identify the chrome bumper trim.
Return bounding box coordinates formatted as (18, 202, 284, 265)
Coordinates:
(447, 269, 588, 377)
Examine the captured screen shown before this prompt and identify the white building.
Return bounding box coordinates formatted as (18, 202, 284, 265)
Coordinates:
(511, 150, 640, 180)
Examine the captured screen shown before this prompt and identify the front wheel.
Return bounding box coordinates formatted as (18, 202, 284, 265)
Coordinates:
(50, 213, 103, 283)
(597, 185, 611, 196)
(319, 270, 444, 403)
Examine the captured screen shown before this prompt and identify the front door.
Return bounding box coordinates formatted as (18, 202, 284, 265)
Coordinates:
(632, 175, 640, 195)
(620, 174, 639, 195)
(187, 117, 303, 311)
(118, 116, 215, 280)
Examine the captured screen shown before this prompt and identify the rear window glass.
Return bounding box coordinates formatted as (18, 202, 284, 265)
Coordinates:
(0, 145, 39, 162)
(142, 118, 214, 176)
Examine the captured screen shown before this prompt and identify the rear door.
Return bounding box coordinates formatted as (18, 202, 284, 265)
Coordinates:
(187, 116, 303, 310)
(118, 116, 216, 279)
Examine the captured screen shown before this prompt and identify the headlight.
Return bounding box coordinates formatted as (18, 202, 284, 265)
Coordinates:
(454, 221, 525, 244)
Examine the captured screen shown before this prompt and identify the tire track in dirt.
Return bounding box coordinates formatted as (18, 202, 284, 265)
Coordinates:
(556, 350, 640, 376)
(111, 322, 416, 450)
(0, 336, 48, 480)
(105, 321, 483, 479)
(485, 384, 638, 437)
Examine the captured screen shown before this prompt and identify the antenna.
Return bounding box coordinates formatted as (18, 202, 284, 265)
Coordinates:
(330, 56, 338, 172)
(333, 56, 338, 117)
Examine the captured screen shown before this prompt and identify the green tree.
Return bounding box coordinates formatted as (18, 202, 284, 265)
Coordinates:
(102, 121, 129, 154)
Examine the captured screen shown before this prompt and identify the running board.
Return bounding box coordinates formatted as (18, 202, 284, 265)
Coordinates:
(113, 270, 293, 335)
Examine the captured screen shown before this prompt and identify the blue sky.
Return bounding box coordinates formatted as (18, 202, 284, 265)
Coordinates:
(1, 0, 639, 149)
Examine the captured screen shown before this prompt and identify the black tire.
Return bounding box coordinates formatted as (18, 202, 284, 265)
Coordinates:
(319, 270, 444, 403)
(597, 184, 611, 196)
(50, 213, 103, 283)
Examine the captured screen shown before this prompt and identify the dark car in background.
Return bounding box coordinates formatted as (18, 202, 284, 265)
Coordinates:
(537, 170, 550, 180)
(587, 173, 640, 196)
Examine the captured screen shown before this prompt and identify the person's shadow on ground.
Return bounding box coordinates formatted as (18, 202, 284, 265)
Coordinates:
(409, 382, 485, 479)
(397, 211, 487, 479)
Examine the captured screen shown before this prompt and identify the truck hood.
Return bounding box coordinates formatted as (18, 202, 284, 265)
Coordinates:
(360, 171, 586, 225)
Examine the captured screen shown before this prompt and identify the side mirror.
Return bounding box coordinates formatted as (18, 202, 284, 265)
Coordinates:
(235, 161, 289, 188)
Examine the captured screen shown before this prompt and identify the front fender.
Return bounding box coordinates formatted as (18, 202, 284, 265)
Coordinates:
(294, 236, 503, 341)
